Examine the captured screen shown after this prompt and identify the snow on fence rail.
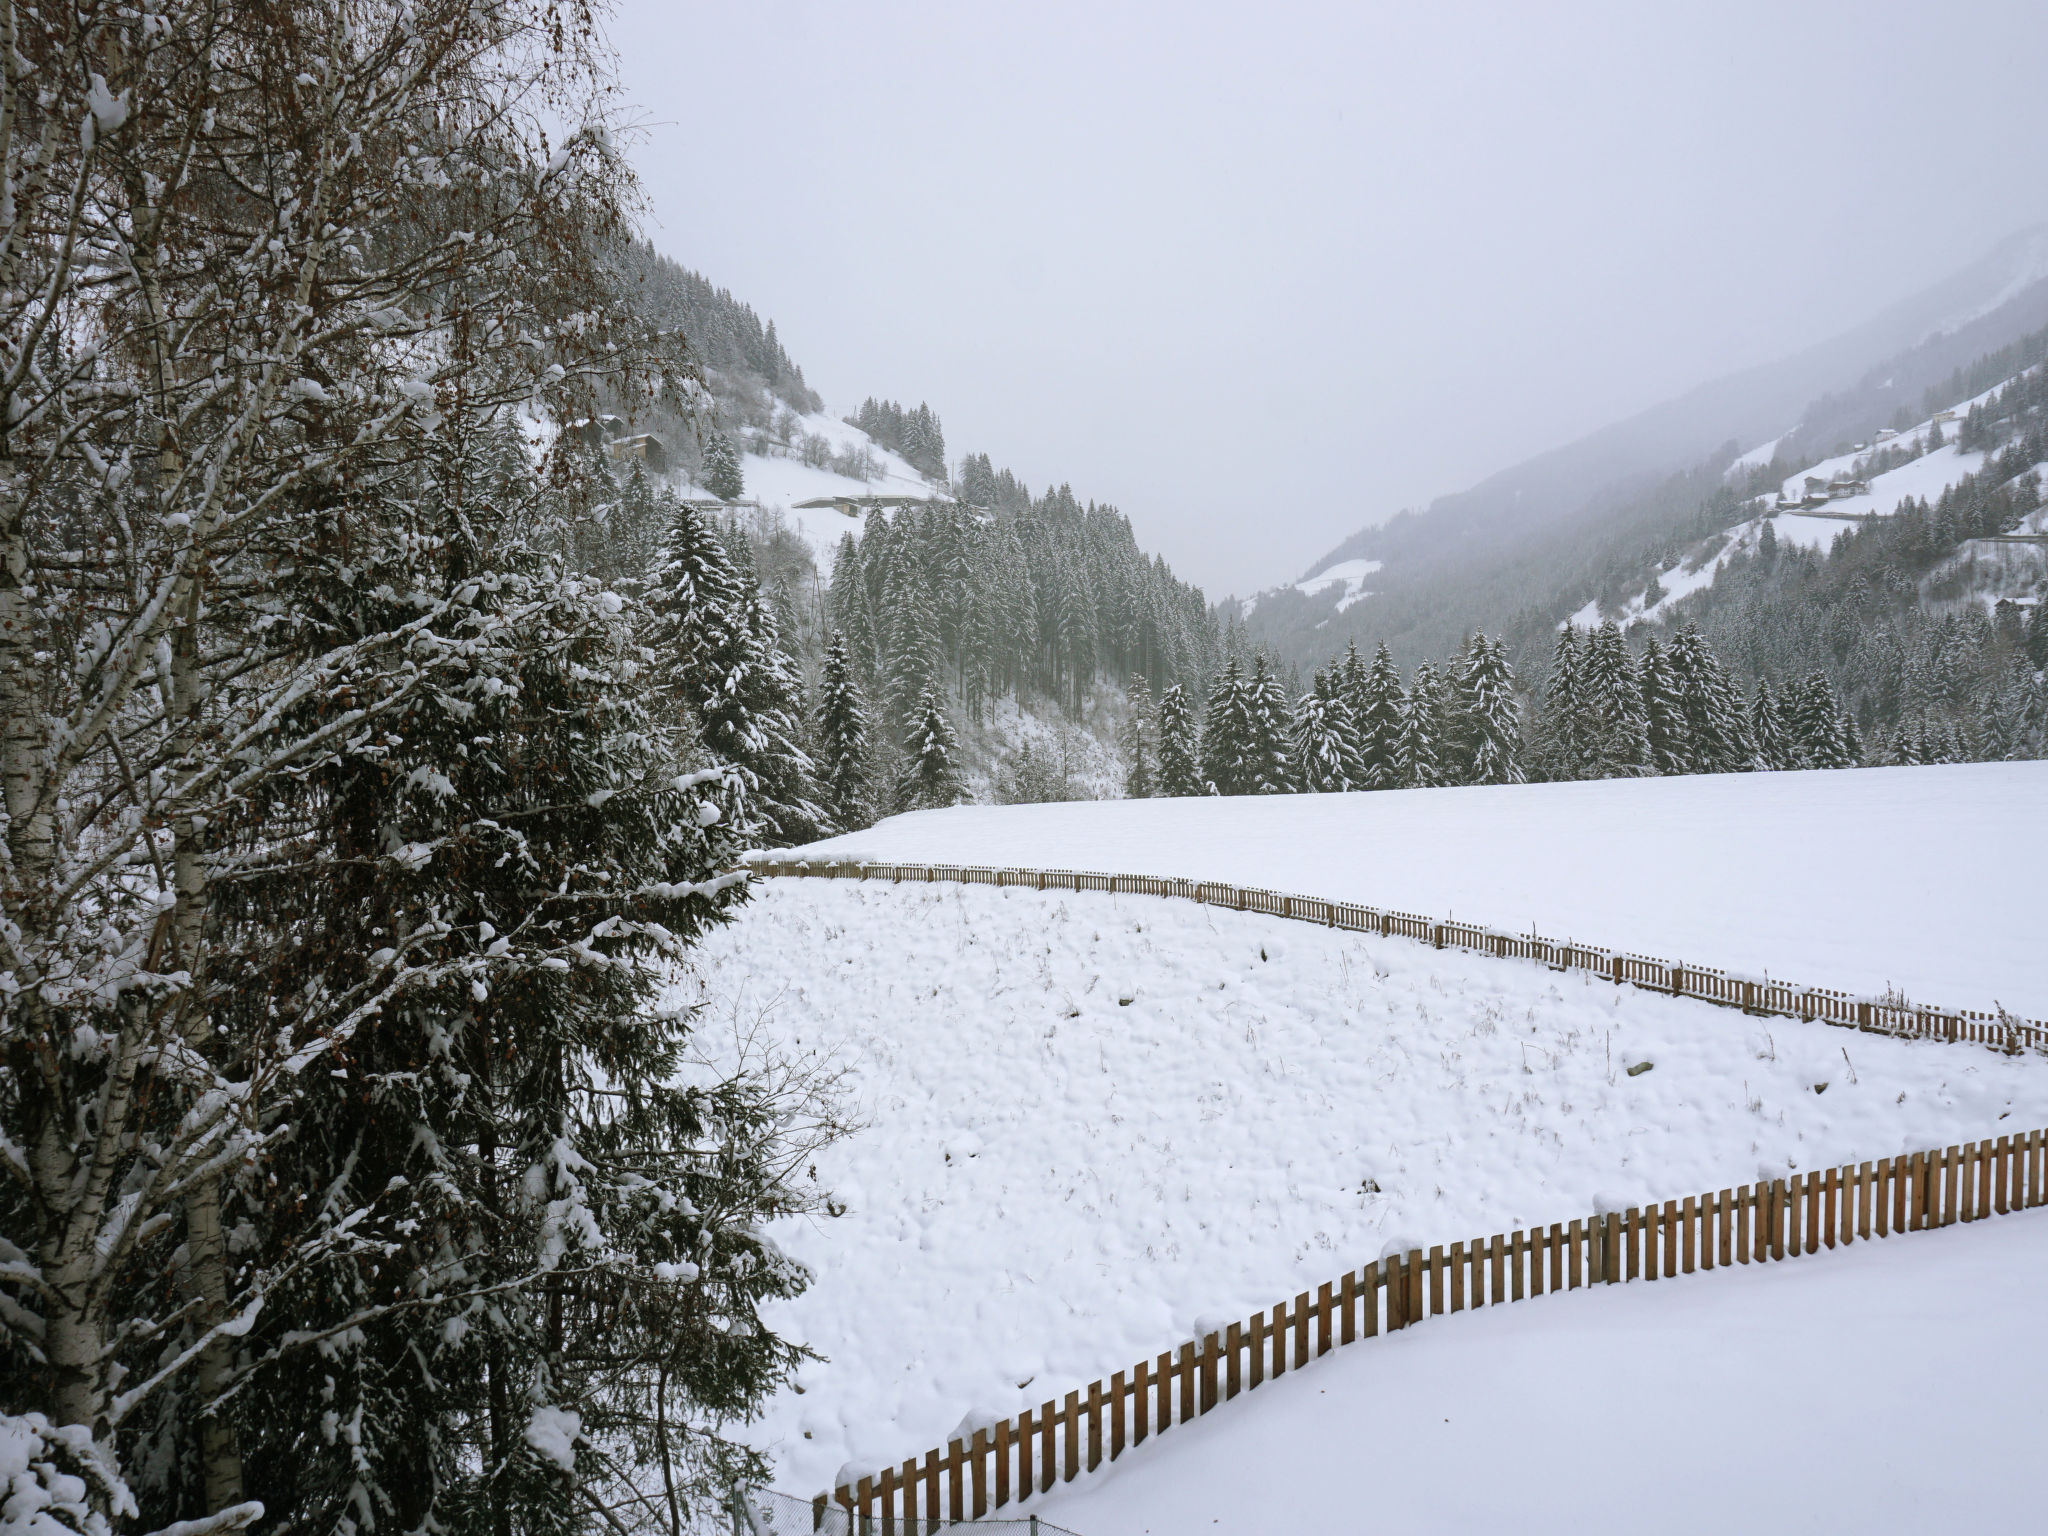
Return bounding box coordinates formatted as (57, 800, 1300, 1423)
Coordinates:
(751, 858, 2048, 1056)
(803, 1127, 2048, 1527)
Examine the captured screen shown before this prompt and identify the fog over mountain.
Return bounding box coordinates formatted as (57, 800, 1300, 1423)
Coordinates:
(608, 0, 2048, 595)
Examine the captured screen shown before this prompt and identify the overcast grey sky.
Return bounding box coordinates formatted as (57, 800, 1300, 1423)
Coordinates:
(608, 1, 2048, 596)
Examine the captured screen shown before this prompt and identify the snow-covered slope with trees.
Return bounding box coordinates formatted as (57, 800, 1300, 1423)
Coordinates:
(770, 762, 2048, 1016)
(692, 858, 2048, 1497)
(1570, 386, 2021, 630)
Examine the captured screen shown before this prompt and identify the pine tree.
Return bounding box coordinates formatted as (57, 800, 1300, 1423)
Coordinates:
(1156, 683, 1205, 796)
(1640, 637, 1692, 775)
(648, 498, 825, 846)
(897, 686, 963, 809)
(1399, 661, 1448, 788)
(884, 564, 944, 737)
(701, 427, 745, 499)
(1669, 622, 1753, 773)
(1789, 670, 1857, 768)
(1245, 654, 1297, 793)
(1459, 635, 1525, 784)
(1351, 641, 1408, 789)
(1293, 670, 1362, 792)
(1749, 676, 1797, 770)
(1121, 674, 1157, 798)
(816, 636, 875, 829)
(1532, 626, 1588, 781)
(1201, 656, 1255, 794)
(1580, 621, 1651, 777)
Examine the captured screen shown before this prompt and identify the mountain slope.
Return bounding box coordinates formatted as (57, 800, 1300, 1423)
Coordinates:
(1241, 228, 2048, 673)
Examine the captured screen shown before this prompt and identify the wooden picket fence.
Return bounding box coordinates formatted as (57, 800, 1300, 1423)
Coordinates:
(813, 1127, 2048, 1526)
(754, 858, 2048, 1056)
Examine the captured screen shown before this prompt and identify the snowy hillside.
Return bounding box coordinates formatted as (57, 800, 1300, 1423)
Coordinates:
(769, 762, 2048, 1017)
(1240, 557, 1384, 619)
(1572, 389, 2024, 629)
(693, 874, 2048, 1498)
(1034, 1206, 2048, 1535)
(683, 409, 941, 575)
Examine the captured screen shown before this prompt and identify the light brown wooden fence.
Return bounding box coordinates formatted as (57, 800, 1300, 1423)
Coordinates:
(815, 1127, 2048, 1524)
(754, 858, 2048, 1056)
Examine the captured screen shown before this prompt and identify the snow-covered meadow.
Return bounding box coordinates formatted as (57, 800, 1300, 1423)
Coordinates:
(689, 866, 2048, 1495)
(1034, 1204, 2048, 1535)
(769, 761, 2048, 1018)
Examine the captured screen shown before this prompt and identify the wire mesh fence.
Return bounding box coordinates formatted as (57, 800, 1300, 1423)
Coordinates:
(740, 1487, 1084, 1536)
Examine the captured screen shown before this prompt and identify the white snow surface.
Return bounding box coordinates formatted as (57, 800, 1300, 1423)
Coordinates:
(692, 863, 2048, 1495)
(686, 410, 942, 575)
(769, 762, 2048, 1018)
(1035, 1206, 2048, 1535)
(1291, 558, 1383, 611)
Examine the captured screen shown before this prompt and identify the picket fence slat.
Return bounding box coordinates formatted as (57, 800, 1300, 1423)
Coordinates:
(830, 1121, 2048, 1521)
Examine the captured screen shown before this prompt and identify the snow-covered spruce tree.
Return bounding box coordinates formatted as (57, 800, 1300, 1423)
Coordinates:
(1121, 674, 1157, 798)
(724, 528, 830, 843)
(1348, 642, 1407, 790)
(1749, 677, 1797, 770)
(897, 686, 963, 810)
(1579, 621, 1652, 777)
(1398, 661, 1448, 788)
(1640, 638, 1692, 776)
(1200, 656, 1254, 794)
(1292, 671, 1361, 793)
(883, 565, 945, 739)
(1668, 623, 1754, 773)
(1531, 626, 1588, 781)
(1155, 684, 1205, 796)
(1244, 655, 1296, 793)
(700, 428, 746, 500)
(1789, 671, 1859, 768)
(816, 636, 876, 830)
(213, 422, 815, 1534)
(1458, 635, 1525, 785)
(646, 496, 825, 847)
(1978, 659, 2048, 760)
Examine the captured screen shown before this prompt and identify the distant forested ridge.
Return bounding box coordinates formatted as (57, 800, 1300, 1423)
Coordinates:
(829, 481, 1221, 734)
(614, 238, 822, 416)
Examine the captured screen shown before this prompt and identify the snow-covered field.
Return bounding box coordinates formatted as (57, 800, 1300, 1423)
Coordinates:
(767, 761, 2048, 1018)
(691, 865, 2048, 1495)
(1034, 1203, 2048, 1535)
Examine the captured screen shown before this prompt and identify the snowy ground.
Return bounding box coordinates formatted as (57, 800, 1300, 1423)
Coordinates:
(767, 761, 2048, 1019)
(1033, 1204, 2048, 1535)
(688, 871, 2048, 1497)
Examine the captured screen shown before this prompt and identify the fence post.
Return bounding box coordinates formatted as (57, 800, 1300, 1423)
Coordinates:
(1086, 1383, 1102, 1472)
